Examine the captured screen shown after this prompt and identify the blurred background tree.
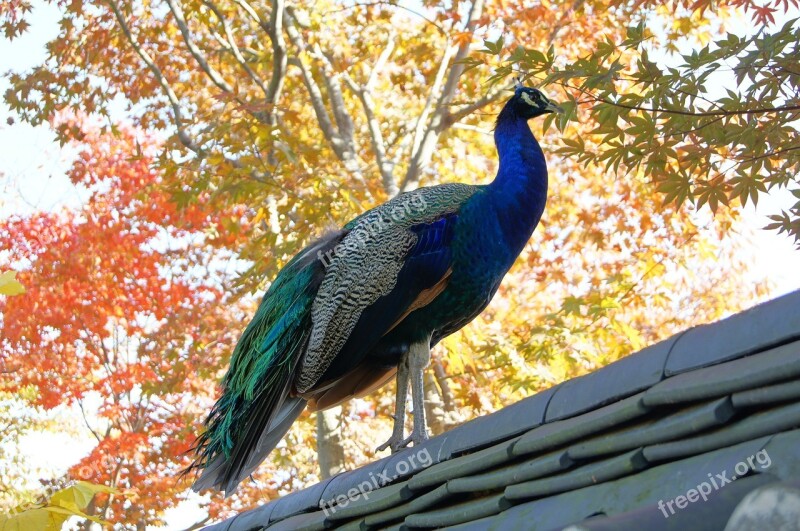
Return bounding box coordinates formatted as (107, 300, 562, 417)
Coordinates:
(0, 0, 793, 526)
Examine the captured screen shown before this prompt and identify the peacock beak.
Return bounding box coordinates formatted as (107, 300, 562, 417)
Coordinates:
(545, 101, 565, 114)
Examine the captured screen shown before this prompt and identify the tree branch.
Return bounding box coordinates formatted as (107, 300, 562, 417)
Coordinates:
(106, 0, 201, 153)
(444, 85, 508, 127)
(78, 398, 102, 443)
(367, 32, 396, 90)
(313, 43, 357, 154)
(284, 9, 365, 180)
(164, 0, 234, 94)
(284, 15, 341, 152)
(266, 0, 288, 116)
(344, 72, 397, 195)
(203, 0, 269, 97)
(432, 358, 456, 412)
(409, 43, 456, 167)
(547, 0, 586, 45)
(233, 0, 268, 30)
(108, 0, 287, 190)
(322, 1, 447, 36)
(401, 0, 486, 191)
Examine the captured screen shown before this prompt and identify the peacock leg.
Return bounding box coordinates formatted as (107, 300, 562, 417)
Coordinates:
(406, 339, 431, 446)
(376, 354, 409, 453)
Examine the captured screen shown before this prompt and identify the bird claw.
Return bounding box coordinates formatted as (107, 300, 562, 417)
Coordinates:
(411, 428, 429, 446)
(376, 429, 429, 454)
(376, 434, 408, 454)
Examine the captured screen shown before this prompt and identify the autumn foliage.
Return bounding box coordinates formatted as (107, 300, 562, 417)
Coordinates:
(0, 119, 274, 522)
(0, 0, 791, 526)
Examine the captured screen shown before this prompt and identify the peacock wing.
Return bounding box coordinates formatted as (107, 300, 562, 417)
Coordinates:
(295, 183, 478, 393)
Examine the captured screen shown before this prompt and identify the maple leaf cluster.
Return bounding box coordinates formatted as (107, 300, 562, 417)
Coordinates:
(0, 117, 291, 523)
(0, 0, 790, 525)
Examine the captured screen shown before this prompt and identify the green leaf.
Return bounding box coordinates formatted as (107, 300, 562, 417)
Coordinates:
(481, 37, 504, 55)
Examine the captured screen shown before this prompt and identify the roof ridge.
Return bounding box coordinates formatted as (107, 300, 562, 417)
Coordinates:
(204, 288, 800, 530)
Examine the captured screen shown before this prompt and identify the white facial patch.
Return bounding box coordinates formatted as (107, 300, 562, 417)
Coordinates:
(520, 91, 546, 108)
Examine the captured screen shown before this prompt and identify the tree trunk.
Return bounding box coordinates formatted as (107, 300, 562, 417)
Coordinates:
(424, 359, 463, 435)
(424, 370, 446, 436)
(317, 406, 346, 479)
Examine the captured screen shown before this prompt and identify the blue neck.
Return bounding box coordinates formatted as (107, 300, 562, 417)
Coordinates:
(486, 115, 549, 257)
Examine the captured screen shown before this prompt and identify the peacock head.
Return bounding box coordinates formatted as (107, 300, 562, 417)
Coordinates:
(501, 86, 564, 121)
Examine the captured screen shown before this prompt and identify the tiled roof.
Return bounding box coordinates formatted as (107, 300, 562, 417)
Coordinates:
(204, 290, 800, 530)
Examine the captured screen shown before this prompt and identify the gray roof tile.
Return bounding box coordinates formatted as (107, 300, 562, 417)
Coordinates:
(644, 340, 800, 406)
(404, 493, 510, 528)
(644, 401, 800, 463)
(378, 435, 450, 484)
(447, 449, 572, 493)
(407, 436, 518, 491)
(544, 335, 674, 421)
(458, 436, 774, 531)
(268, 475, 335, 523)
(664, 289, 800, 375)
(264, 510, 328, 531)
(324, 480, 412, 522)
(731, 379, 800, 408)
(440, 383, 560, 455)
(226, 502, 274, 531)
(319, 456, 395, 508)
(363, 483, 453, 528)
(513, 393, 649, 457)
(761, 429, 800, 481)
(567, 397, 735, 460)
(559, 474, 779, 531)
(504, 448, 648, 502)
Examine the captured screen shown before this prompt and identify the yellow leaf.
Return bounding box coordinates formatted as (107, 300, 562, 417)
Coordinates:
(0, 507, 54, 531)
(612, 320, 644, 351)
(50, 481, 114, 513)
(253, 207, 267, 225)
(0, 271, 25, 296)
(1, 482, 118, 531)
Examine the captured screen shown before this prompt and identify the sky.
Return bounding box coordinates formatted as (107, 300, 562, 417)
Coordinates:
(0, 1, 798, 529)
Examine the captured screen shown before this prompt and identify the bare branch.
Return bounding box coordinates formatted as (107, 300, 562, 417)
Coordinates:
(409, 44, 456, 163)
(312, 44, 357, 153)
(164, 0, 234, 94)
(367, 32, 396, 90)
(547, 0, 586, 45)
(286, 56, 342, 150)
(444, 85, 509, 127)
(401, 0, 486, 191)
(266, 0, 288, 115)
(432, 358, 456, 412)
(106, 0, 200, 153)
(344, 73, 397, 195)
(322, 1, 447, 36)
(284, 15, 341, 150)
(78, 398, 102, 443)
(203, 0, 269, 97)
(234, 0, 268, 30)
(108, 0, 289, 191)
(284, 9, 365, 181)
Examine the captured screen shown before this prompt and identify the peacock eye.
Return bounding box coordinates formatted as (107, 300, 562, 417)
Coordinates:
(519, 91, 537, 107)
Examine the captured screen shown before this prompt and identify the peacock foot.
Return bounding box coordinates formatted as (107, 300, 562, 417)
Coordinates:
(376, 433, 408, 454)
(409, 426, 429, 447)
(376, 427, 429, 454)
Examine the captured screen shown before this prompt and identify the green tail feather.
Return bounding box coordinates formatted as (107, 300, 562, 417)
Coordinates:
(188, 231, 345, 492)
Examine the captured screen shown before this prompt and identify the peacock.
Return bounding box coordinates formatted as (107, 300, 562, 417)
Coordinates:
(188, 85, 563, 495)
